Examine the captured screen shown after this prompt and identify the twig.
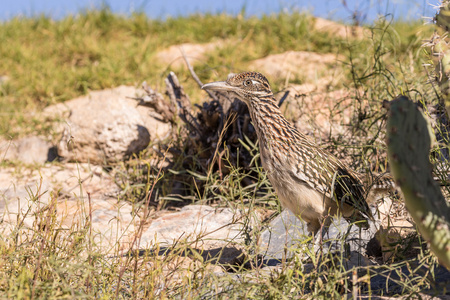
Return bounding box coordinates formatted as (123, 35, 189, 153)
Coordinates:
(165, 72, 201, 133)
(277, 91, 290, 107)
(179, 46, 218, 101)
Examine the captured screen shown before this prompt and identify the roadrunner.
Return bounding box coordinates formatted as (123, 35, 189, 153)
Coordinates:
(202, 71, 387, 234)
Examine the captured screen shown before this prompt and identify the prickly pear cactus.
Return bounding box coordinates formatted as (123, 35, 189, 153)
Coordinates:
(435, 1, 450, 31)
(386, 96, 450, 269)
(428, 1, 450, 116)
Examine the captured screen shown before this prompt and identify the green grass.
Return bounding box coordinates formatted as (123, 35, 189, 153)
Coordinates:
(0, 8, 431, 138)
(0, 7, 448, 299)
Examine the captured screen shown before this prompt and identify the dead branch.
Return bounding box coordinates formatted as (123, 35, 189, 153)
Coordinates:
(180, 46, 218, 101)
(134, 81, 176, 123)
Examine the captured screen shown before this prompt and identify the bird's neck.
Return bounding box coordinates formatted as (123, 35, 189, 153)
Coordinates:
(247, 96, 304, 145)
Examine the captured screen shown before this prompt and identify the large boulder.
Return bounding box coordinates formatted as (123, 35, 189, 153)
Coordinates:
(155, 41, 223, 69)
(139, 205, 244, 249)
(312, 17, 368, 39)
(0, 163, 135, 254)
(44, 86, 171, 164)
(249, 50, 344, 83)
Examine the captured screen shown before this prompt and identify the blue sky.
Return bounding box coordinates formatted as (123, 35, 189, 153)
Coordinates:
(1, 0, 440, 23)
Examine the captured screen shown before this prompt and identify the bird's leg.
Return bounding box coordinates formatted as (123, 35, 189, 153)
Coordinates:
(312, 215, 332, 256)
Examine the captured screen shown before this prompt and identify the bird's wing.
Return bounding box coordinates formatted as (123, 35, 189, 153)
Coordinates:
(290, 148, 372, 218)
(284, 126, 372, 218)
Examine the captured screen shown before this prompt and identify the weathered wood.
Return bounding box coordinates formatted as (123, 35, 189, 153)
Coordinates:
(165, 72, 201, 134)
(135, 81, 175, 123)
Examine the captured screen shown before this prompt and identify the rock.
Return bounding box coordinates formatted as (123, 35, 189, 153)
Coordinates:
(0, 163, 117, 223)
(0, 163, 246, 257)
(258, 210, 308, 264)
(0, 163, 134, 254)
(259, 208, 379, 265)
(139, 205, 244, 249)
(0, 178, 52, 229)
(312, 17, 369, 39)
(249, 51, 344, 83)
(56, 197, 136, 253)
(377, 197, 414, 235)
(374, 197, 419, 262)
(44, 86, 171, 164)
(0, 136, 55, 164)
(155, 41, 223, 68)
(276, 86, 357, 140)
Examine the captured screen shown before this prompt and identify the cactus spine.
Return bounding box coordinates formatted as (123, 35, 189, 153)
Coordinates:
(386, 96, 450, 269)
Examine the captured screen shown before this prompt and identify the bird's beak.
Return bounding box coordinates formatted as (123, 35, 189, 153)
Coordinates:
(201, 81, 235, 92)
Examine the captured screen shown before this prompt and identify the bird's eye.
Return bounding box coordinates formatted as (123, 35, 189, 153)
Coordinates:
(244, 79, 252, 86)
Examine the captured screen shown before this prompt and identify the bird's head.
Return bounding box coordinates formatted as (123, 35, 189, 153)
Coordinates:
(202, 72, 273, 105)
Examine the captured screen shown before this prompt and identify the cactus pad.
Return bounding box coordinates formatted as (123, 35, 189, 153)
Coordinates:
(386, 96, 450, 269)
